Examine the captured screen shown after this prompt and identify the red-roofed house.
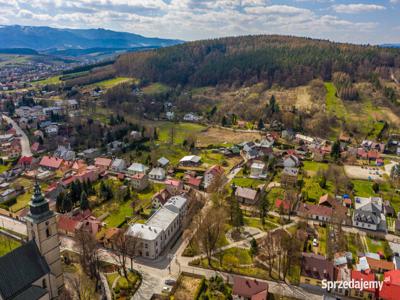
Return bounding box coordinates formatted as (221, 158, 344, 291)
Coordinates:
(131, 173, 149, 191)
(152, 189, 172, 209)
(165, 179, 184, 194)
(39, 156, 64, 170)
(275, 199, 290, 212)
(380, 270, 400, 300)
(186, 176, 202, 190)
(18, 156, 33, 168)
(204, 165, 225, 192)
(94, 157, 112, 171)
(232, 276, 268, 300)
(350, 270, 377, 299)
(57, 209, 101, 237)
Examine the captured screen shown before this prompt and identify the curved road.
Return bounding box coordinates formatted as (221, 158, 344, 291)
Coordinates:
(2, 114, 32, 157)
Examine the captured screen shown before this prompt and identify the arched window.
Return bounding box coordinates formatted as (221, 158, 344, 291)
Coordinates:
(46, 227, 50, 238)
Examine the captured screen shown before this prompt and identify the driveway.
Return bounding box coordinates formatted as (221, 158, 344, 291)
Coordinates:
(2, 114, 32, 157)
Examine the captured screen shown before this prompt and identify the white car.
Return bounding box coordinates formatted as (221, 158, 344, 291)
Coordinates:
(162, 286, 172, 293)
(312, 238, 319, 247)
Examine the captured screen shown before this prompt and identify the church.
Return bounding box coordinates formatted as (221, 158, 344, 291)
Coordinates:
(0, 182, 64, 299)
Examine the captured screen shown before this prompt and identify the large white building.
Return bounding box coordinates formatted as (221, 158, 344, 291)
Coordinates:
(353, 196, 387, 232)
(126, 195, 188, 259)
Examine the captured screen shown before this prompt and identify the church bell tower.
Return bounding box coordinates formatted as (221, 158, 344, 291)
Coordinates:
(25, 181, 64, 298)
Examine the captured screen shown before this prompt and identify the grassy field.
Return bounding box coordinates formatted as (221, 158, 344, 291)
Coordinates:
(89, 77, 134, 89)
(302, 176, 334, 202)
(142, 82, 170, 95)
(0, 235, 21, 256)
(0, 163, 11, 173)
(157, 122, 206, 145)
(243, 216, 279, 231)
(33, 75, 61, 86)
(231, 177, 265, 188)
(325, 82, 347, 119)
(303, 161, 329, 174)
(173, 275, 202, 299)
(197, 127, 263, 147)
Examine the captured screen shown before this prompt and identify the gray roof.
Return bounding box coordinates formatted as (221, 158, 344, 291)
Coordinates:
(0, 241, 50, 300)
(13, 286, 48, 300)
(157, 157, 169, 166)
(164, 195, 187, 214)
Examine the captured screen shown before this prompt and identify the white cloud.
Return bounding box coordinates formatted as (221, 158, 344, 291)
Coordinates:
(332, 3, 386, 14)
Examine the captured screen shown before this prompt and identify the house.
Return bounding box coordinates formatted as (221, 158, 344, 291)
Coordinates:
(44, 124, 59, 135)
(130, 173, 149, 191)
(297, 203, 333, 223)
(235, 186, 260, 205)
(110, 158, 127, 173)
(81, 148, 100, 159)
(365, 257, 394, 273)
(350, 270, 377, 300)
(380, 270, 400, 300)
(127, 163, 149, 176)
(39, 156, 64, 170)
(152, 189, 172, 209)
(130, 130, 143, 141)
(157, 157, 169, 167)
(203, 165, 225, 191)
(281, 167, 299, 187)
(101, 228, 122, 250)
(179, 155, 202, 167)
(300, 253, 334, 288)
(148, 167, 166, 181)
(126, 195, 188, 259)
(232, 276, 268, 300)
(165, 179, 184, 194)
(275, 198, 291, 212)
(283, 154, 300, 168)
(0, 188, 17, 204)
(183, 113, 202, 122)
(31, 142, 45, 154)
(94, 157, 112, 171)
(353, 196, 387, 232)
(54, 145, 75, 161)
(18, 155, 33, 168)
(186, 176, 202, 190)
(250, 161, 267, 179)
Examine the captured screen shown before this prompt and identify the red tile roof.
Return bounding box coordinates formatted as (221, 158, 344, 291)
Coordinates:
(39, 156, 64, 169)
(94, 157, 112, 167)
(187, 177, 202, 187)
(351, 270, 376, 293)
(366, 257, 394, 272)
(165, 179, 182, 187)
(58, 215, 79, 233)
(298, 203, 333, 218)
(275, 199, 290, 210)
(18, 156, 33, 166)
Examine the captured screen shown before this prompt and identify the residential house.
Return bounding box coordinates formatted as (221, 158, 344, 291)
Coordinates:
(127, 163, 149, 176)
(281, 167, 299, 187)
(39, 156, 64, 170)
(297, 203, 333, 223)
(148, 167, 166, 181)
(380, 270, 400, 300)
(250, 161, 267, 179)
(157, 157, 169, 168)
(165, 179, 184, 194)
(203, 165, 225, 192)
(365, 257, 394, 274)
(179, 155, 202, 167)
(353, 196, 387, 232)
(110, 158, 127, 173)
(101, 228, 121, 250)
(235, 186, 260, 205)
(94, 157, 112, 171)
(54, 145, 75, 161)
(350, 270, 377, 300)
(130, 130, 142, 141)
(283, 154, 300, 168)
(300, 253, 334, 288)
(130, 173, 149, 191)
(152, 189, 172, 209)
(232, 276, 268, 300)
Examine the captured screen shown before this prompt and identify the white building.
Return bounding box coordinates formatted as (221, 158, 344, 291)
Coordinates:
(250, 162, 267, 179)
(148, 167, 166, 181)
(353, 196, 386, 232)
(126, 195, 188, 259)
(110, 158, 127, 173)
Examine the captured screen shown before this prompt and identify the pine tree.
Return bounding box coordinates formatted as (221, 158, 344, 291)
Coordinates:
(80, 191, 89, 210)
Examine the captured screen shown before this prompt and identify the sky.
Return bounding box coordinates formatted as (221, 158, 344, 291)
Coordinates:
(0, 0, 399, 44)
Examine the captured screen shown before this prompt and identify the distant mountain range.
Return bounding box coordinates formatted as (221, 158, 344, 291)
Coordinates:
(381, 44, 400, 48)
(0, 25, 182, 51)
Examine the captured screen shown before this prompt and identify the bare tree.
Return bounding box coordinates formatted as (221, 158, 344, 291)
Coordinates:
(114, 229, 141, 281)
(69, 273, 96, 300)
(197, 207, 227, 266)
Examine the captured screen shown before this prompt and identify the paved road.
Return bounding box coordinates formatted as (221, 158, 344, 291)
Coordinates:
(2, 114, 32, 157)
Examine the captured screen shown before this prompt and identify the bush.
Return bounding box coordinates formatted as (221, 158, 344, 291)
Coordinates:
(194, 278, 206, 300)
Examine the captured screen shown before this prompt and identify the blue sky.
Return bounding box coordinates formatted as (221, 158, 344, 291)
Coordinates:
(0, 0, 399, 44)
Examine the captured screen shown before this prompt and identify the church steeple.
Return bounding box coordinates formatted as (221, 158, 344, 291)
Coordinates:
(27, 181, 53, 221)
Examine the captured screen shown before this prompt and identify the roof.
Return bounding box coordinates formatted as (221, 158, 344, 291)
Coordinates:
(187, 176, 202, 187)
(351, 270, 376, 292)
(282, 167, 299, 176)
(149, 167, 165, 177)
(179, 155, 201, 163)
(165, 179, 182, 187)
(13, 285, 48, 300)
(39, 156, 63, 169)
(205, 165, 224, 176)
(366, 257, 394, 271)
(111, 158, 125, 169)
(275, 199, 290, 211)
(301, 253, 334, 281)
(128, 163, 148, 173)
(127, 223, 163, 240)
(0, 240, 50, 300)
(298, 203, 333, 218)
(147, 206, 179, 230)
(232, 276, 268, 299)
(235, 186, 258, 201)
(164, 195, 187, 214)
(157, 157, 169, 166)
(58, 214, 79, 233)
(380, 270, 400, 300)
(94, 157, 112, 167)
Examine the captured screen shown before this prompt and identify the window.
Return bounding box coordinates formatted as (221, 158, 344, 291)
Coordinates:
(42, 278, 47, 289)
(46, 227, 51, 237)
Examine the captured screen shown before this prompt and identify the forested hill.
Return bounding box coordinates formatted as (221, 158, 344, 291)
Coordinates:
(115, 35, 400, 88)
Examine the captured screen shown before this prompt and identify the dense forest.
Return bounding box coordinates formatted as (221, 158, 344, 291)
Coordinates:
(114, 35, 400, 88)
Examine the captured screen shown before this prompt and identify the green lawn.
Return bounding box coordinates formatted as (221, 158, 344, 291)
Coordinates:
(352, 180, 376, 197)
(365, 236, 391, 258)
(9, 192, 32, 212)
(157, 122, 206, 145)
(0, 163, 11, 173)
(317, 226, 327, 256)
(303, 161, 329, 174)
(231, 177, 265, 188)
(243, 216, 279, 231)
(142, 82, 170, 95)
(302, 176, 334, 202)
(0, 235, 20, 256)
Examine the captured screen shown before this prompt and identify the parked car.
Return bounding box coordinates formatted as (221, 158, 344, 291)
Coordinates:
(165, 279, 177, 286)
